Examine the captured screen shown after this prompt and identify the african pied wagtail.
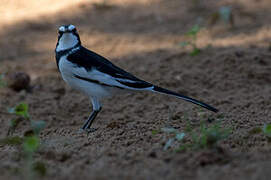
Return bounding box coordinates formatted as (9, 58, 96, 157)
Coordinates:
(55, 24, 218, 132)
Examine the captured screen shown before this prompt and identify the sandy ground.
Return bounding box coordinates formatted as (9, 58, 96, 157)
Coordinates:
(1, 0, 271, 179)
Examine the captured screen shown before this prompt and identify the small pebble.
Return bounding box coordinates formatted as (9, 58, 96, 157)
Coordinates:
(7, 72, 30, 91)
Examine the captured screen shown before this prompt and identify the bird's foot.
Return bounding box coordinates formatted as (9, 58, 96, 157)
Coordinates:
(85, 127, 98, 133)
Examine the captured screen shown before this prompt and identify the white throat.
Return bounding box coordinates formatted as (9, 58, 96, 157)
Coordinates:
(56, 33, 79, 52)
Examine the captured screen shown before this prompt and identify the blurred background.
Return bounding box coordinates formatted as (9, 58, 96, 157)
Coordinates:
(1, 0, 271, 180)
(1, 0, 270, 78)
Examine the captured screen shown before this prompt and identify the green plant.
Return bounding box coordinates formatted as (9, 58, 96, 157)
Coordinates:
(180, 25, 201, 56)
(263, 124, 271, 140)
(179, 122, 231, 151)
(8, 102, 30, 135)
(151, 129, 159, 135)
(0, 120, 46, 179)
(4, 102, 46, 178)
(8, 102, 30, 119)
(23, 135, 40, 154)
(23, 120, 46, 179)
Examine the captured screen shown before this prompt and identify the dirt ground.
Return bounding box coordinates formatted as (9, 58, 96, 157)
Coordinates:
(1, 0, 271, 179)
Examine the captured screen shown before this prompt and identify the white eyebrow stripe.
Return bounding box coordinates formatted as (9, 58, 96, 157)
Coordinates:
(59, 26, 65, 32)
(68, 25, 75, 31)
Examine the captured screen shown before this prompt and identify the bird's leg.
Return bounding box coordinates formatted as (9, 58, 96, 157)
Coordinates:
(80, 98, 101, 133)
(81, 108, 101, 132)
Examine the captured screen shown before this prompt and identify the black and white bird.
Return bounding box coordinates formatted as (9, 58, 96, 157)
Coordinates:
(55, 24, 218, 132)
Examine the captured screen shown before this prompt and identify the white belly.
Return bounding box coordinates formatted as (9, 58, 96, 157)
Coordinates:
(58, 56, 112, 99)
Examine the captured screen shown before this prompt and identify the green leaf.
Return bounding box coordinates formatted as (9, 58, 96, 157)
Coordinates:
(23, 136, 40, 153)
(190, 48, 200, 56)
(263, 124, 271, 137)
(151, 130, 159, 135)
(204, 124, 231, 147)
(9, 103, 30, 119)
(186, 25, 200, 36)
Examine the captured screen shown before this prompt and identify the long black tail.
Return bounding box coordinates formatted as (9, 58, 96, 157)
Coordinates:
(152, 86, 218, 113)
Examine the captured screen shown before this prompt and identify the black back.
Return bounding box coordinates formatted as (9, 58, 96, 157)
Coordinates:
(63, 46, 152, 89)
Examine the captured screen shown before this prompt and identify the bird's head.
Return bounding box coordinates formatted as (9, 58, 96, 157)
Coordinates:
(56, 24, 81, 52)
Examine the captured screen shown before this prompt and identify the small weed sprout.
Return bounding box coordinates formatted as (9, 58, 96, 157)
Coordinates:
(3, 102, 46, 178)
(8, 103, 30, 135)
(156, 112, 231, 151)
(23, 120, 46, 179)
(262, 124, 271, 142)
(180, 25, 201, 56)
(179, 122, 231, 151)
(151, 130, 159, 135)
(8, 102, 30, 119)
(248, 124, 271, 143)
(263, 124, 271, 136)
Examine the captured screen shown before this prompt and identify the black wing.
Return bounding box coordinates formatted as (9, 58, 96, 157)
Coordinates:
(67, 46, 153, 89)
